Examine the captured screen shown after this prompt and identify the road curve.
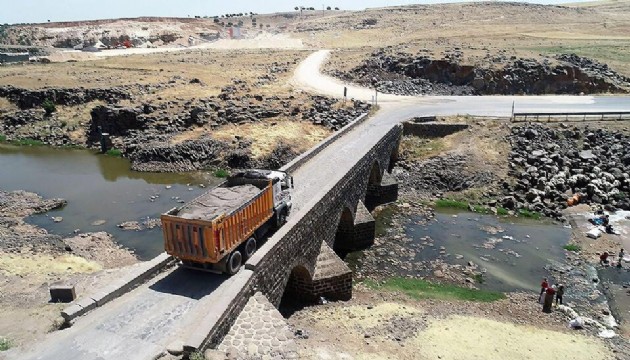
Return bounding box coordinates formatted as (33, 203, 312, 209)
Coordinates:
(293, 49, 630, 115)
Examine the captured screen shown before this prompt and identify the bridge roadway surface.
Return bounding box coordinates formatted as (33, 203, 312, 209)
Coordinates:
(11, 50, 630, 360)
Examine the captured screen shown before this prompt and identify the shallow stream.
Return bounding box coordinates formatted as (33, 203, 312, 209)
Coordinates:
(0, 144, 221, 259)
(351, 207, 572, 293)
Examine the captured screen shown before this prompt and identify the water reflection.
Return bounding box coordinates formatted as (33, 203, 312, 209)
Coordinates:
(0, 144, 221, 259)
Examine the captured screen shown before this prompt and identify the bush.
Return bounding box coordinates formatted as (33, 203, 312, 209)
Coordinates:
(0, 337, 11, 351)
(563, 244, 581, 252)
(518, 209, 541, 220)
(11, 138, 43, 146)
(0, 134, 6, 142)
(42, 99, 56, 116)
(105, 148, 122, 157)
(435, 199, 469, 210)
(214, 169, 229, 178)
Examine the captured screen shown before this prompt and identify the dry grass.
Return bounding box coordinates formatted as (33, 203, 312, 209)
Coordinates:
(298, 1, 630, 77)
(210, 118, 331, 158)
(0, 252, 101, 277)
(0, 49, 308, 99)
(0, 98, 17, 112)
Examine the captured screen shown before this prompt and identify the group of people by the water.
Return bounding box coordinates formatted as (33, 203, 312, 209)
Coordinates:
(539, 278, 564, 313)
(599, 248, 625, 268)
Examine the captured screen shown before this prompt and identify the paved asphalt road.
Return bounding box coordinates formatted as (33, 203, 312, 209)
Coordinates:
(9, 50, 630, 360)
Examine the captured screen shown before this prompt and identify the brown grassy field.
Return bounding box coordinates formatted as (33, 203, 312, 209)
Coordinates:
(289, 1, 630, 77)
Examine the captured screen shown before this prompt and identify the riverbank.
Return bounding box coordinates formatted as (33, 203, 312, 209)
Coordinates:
(286, 118, 630, 359)
(0, 189, 138, 348)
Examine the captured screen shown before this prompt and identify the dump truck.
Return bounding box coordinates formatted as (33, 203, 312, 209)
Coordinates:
(161, 169, 293, 274)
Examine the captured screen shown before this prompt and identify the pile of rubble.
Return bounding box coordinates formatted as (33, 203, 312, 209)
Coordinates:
(501, 125, 630, 220)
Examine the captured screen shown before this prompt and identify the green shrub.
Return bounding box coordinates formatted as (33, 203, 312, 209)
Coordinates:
(363, 277, 505, 302)
(11, 138, 43, 146)
(435, 199, 469, 210)
(42, 99, 56, 116)
(214, 169, 230, 178)
(0, 337, 11, 351)
(496, 207, 509, 216)
(0, 134, 6, 142)
(189, 351, 204, 360)
(563, 244, 581, 252)
(105, 148, 122, 157)
(518, 209, 541, 220)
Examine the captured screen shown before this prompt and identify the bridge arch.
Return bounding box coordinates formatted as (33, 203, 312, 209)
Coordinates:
(387, 143, 400, 173)
(280, 264, 315, 315)
(333, 206, 355, 255)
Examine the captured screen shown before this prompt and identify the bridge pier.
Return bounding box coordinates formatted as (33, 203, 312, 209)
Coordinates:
(334, 200, 375, 253)
(285, 242, 352, 302)
(365, 172, 398, 211)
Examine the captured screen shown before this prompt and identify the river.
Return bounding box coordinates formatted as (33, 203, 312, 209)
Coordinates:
(0, 144, 221, 259)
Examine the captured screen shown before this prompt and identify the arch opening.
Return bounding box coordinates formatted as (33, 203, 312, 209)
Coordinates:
(279, 265, 315, 317)
(333, 207, 355, 257)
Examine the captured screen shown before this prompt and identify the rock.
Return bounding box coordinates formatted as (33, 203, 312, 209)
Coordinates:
(91, 220, 106, 226)
(205, 349, 227, 360)
(166, 340, 184, 356)
(52, 217, 63, 223)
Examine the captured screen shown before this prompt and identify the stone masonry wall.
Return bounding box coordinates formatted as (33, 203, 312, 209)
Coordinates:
(247, 123, 403, 306)
(199, 124, 403, 350)
(402, 122, 469, 138)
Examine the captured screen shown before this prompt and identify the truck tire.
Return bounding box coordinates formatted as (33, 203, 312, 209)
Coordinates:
(243, 237, 257, 259)
(277, 211, 287, 228)
(226, 250, 242, 275)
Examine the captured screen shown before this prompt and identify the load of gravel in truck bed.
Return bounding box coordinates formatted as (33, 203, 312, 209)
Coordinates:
(176, 184, 262, 221)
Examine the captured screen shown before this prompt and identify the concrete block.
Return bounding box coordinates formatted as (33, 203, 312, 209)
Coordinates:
(50, 284, 76, 303)
(61, 304, 84, 322)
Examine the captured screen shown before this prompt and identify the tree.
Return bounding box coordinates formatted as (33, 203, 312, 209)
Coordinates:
(294, 6, 299, 11)
(326, 6, 331, 10)
(335, 7, 339, 10)
(42, 99, 56, 116)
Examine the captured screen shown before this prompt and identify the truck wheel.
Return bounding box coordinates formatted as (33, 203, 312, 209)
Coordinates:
(277, 211, 287, 228)
(244, 237, 257, 259)
(226, 250, 242, 275)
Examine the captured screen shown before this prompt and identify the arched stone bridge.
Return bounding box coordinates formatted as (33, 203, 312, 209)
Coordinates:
(194, 119, 404, 353)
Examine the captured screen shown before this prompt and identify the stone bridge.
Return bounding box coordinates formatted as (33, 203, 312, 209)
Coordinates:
(192, 120, 403, 355)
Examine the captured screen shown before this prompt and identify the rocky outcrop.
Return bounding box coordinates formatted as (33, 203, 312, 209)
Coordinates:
(336, 50, 630, 95)
(0, 190, 67, 253)
(127, 138, 228, 172)
(0, 85, 130, 109)
(503, 125, 630, 220)
(88, 105, 150, 143)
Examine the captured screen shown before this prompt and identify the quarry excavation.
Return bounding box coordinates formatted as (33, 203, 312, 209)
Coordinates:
(1, 1, 630, 360)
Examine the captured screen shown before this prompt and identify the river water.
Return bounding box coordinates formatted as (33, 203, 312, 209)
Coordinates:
(0, 144, 221, 260)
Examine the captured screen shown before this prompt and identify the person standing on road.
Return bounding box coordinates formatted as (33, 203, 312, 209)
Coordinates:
(618, 249, 625, 268)
(555, 284, 565, 305)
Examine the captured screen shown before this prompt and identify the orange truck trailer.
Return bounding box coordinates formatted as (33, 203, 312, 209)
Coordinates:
(161, 169, 293, 274)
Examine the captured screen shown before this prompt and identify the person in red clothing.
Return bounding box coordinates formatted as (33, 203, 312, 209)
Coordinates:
(539, 277, 549, 303)
(600, 252, 610, 266)
(543, 285, 556, 313)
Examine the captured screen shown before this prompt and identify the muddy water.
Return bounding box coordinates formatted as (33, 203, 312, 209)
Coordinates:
(0, 144, 221, 259)
(408, 209, 571, 292)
